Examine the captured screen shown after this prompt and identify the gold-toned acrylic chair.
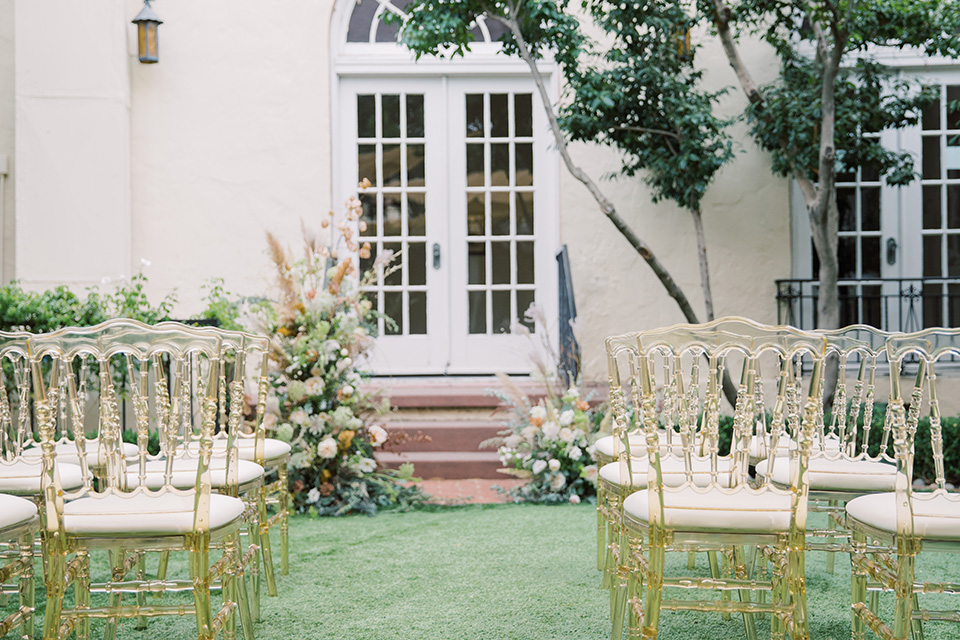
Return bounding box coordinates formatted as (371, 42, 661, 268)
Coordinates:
(154, 323, 285, 616)
(754, 325, 898, 573)
(596, 317, 804, 586)
(0, 331, 87, 501)
(848, 327, 960, 640)
(611, 324, 826, 640)
(0, 333, 41, 638)
(30, 319, 254, 640)
(160, 324, 290, 594)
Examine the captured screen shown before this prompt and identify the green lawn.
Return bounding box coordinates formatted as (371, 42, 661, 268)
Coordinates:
(30, 504, 960, 639)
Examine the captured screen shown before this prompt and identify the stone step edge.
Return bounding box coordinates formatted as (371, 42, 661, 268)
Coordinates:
(382, 420, 506, 430)
(376, 451, 501, 461)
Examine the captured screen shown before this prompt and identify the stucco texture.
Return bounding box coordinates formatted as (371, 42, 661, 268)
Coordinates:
(129, 0, 333, 313)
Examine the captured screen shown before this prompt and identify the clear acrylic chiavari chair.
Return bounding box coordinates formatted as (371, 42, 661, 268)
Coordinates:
(0, 332, 42, 639)
(30, 319, 254, 640)
(754, 325, 898, 573)
(608, 323, 826, 640)
(848, 327, 960, 640)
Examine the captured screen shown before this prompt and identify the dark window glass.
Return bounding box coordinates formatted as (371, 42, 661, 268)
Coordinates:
(408, 193, 426, 236)
(491, 242, 510, 284)
(516, 290, 535, 332)
(861, 187, 880, 231)
(923, 136, 941, 180)
(838, 236, 857, 278)
(468, 243, 485, 284)
(409, 292, 427, 335)
(923, 185, 942, 229)
(922, 86, 941, 130)
(491, 192, 510, 236)
(515, 94, 533, 137)
(490, 94, 509, 137)
(924, 235, 942, 277)
(466, 144, 485, 187)
(469, 291, 486, 334)
(382, 95, 401, 138)
(492, 290, 511, 334)
(357, 95, 376, 138)
(384, 292, 402, 334)
(466, 94, 484, 137)
(408, 243, 426, 286)
(516, 192, 534, 235)
(384, 242, 402, 285)
(515, 144, 533, 186)
(861, 237, 880, 278)
(467, 194, 485, 236)
(490, 144, 510, 186)
(837, 188, 856, 231)
(406, 95, 424, 137)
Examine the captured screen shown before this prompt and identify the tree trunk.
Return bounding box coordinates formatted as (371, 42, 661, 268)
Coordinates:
(690, 207, 715, 321)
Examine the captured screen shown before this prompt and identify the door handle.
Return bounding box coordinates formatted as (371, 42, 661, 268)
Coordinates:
(886, 237, 897, 266)
(432, 243, 441, 269)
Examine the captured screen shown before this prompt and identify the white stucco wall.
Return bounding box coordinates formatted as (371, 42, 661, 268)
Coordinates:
(2, 1, 792, 382)
(0, 0, 12, 281)
(129, 0, 333, 314)
(563, 39, 792, 380)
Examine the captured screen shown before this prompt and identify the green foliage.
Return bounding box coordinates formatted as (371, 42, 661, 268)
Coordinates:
(561, 1, 734, 212)
(0, 274, 176, 333)
(196, 278, 246, 331)
(399, 0, 733, 214)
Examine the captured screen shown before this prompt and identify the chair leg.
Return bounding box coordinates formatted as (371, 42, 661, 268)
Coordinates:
(610, 572, 627, 640)
(246, 507, 262, 620)
(232, 535, 255, 640)
(154, 551, 170, 598)
(279, 462, 290, 576)
(734, 546, 758, 640)
(720, 548, 734, 621)
(597, 498, 606, 573)
(769, 551, 787, 640)
(103, 548, 126, 640)
(892, 539, 917, 640)
(850, 530, 868, 640)
(826, 499, 839, 574)
(18, 531, 34, 640)
(75, 549, 91, 640)
(41, 545, 64, 640)
(258, 486, 279, 597)
(189, 533, 214, 640)
(223, 540, 237, 640)
(787, 545, 810, 640)
(135, 552, 148, 629)
(641, 532, 665, 640)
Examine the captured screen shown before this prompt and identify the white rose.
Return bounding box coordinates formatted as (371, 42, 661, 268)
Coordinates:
(548, 458, 561, 472)
(504, 434, 524, 449)
(568, 446, 582, 459)
(530, 406, 547, 421)
(262, 413, 278, 430)
(266, 396, 281, 415)
(341, 384, 355, 398)
(559, 410, 575, 426)
(559, 427, 575, 443)
(531, 459, 548, 474)
(317, 438, 338, 459)
(566, 387, 579, 399)
(307, 488, 320, 503)
(582, 464, 598, 482)
(586, 444, 597, 461)
(569, 494, 581, 504)
(304, 377, 324, 396)
(354, 457, 376, 474)
(290, 409, 309, 426)
(550, 473, 567, 490)
(541, 422, 561, 441)
(368, 424, 388, 447)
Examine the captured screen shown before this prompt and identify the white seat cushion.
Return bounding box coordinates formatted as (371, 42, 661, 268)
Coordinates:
(600, 456, 735, 489)
(23, 440, 140, 467)
(623, 486, 793, 533)
(63, 492, 245, 535)
(595, 431, 682, 459)
(756, 456, 896, 492)
(124, 459, 264, 490)
(0, 493, 38, 530)
(0, 459, 85, 494)
(748, 434, 842, 461)
(186, 438, 291, 463)
(846, 491, 960, 540)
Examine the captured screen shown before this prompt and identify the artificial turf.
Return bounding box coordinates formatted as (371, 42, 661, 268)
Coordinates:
(23, 504, 960, 639)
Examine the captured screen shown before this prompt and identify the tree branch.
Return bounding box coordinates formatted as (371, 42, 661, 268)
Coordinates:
(489, 9, 702, 325)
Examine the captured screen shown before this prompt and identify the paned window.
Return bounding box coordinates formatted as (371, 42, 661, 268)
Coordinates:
(464, 93, 536, 334)
(357, 92, 428, 336)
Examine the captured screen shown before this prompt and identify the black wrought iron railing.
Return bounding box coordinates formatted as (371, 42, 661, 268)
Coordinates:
(776, 277, 960, 332)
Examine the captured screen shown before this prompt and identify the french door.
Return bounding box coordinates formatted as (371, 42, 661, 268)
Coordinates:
(338, 76, 556, 374)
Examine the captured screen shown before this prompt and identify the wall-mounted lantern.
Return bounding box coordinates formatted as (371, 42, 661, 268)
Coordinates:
(132, 0, 162, 64)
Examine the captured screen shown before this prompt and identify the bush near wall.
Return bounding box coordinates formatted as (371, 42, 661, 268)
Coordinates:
(0, 275, 176, 332)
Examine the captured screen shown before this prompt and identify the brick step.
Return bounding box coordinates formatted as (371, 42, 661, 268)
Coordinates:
(383, 420, 505, 452)
(376, 451, 504, 480)
(363, 376, 551, 408)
